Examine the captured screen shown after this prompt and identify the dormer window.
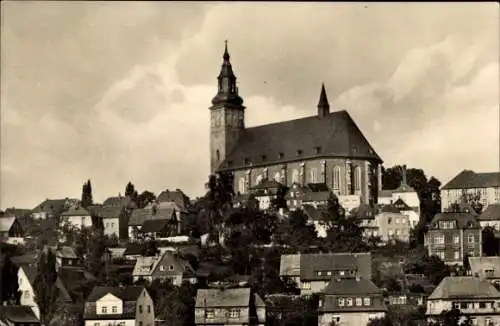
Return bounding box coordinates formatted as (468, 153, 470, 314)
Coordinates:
(169, 265, 174, 270)
(315, 146, 322, 154)
(261, 155, 267, 162)
(227, 160, 233, 167)
(297, 150, 303, 157)
(278, 152, 284, 159)
(244, 158, 250, 166)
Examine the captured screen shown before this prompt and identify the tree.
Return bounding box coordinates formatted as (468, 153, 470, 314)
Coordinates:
(137, 191, 156, 209)
(148, 280, 196, 326)
(81, 179, 93, 208)
(273, 209, 317, 252)
(1, 254, 20, 304)
(482, 226, 500, 256)
(367, 316, 393, 326)
(404, 251, 450, 286)
(205, 173, 235, 244)
(271, 184, 289, 210)
(34, 249, 59, 325)
(125, 181, 139, 204)
(85, 228, 107, 281)
(143, 240, 159, 257)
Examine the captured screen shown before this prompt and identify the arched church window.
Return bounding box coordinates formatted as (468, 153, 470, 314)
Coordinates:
(354, 166, 362, 191)
(256, 174, 263, 185)
(238, 177, 245, 194)
(292, 169, 299, 184)
(333, 166, 341, 191)
(310, 168, 318, 183)
(216, 150, 220, 162)
(274, 172, 281, 182)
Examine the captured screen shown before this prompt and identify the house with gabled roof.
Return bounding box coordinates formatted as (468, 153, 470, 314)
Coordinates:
(478, 203, 500, 232)
(31, 198, 76, 220)
(83, 286, 154, 326)
(128, 207, 178, 241)
(210, 43, 383, 207)
(426, 276, 500, 325)
(441, 170, 500, 213)
(60, 205, 93, 230)
(102, 195, 137, 210)
(318, 277, 387, 326)
(0, 305, 40, 325)
(0, 217, 25, 245)
(157, 189, 190, 213)
(375, 204, 410, 243)
(392, 197, 420, 229)
(285, 183, 334, 211)
(195, 287, 266, 326)
(425, 212, 482, 265)
(43, 245, 79, 270)
(132, 250, 196, 285)
(249, 179, 283, 210)
(280, 252, 372, 295)
(349, 203, 379, 239)
(90, 205, 129, 239)
(469, 256, 500, 285)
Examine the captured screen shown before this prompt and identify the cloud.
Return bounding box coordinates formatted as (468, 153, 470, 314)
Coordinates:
(1, 2, 498, 209)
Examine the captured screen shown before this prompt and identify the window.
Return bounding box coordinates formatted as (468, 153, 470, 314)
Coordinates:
(327, 271, 332, 276)
(139, 305, 143, 314)
(112, 306, 117, 313)
(333, 166, 341, 191)
(310, 168, 318, 183)
(354, 166, 362, 191)
(388, 218, 392, 224)
(338, 298, 345, 306)
(340, 270, 345, 276)
(292, 169, 299, 184)
(230, 308, 240, 318)
(356, 297, 362, 306)
(106, 222, 109, 228)
(101, 306, 107, 314)
(147, 305, 151, 313)
(216, 150, 220, 162)
(94, 323, 100, 326)
(317, 271, 322, 276)
(278, 152, 284, 159)
(363, 297, 371, 306)
(297, 149, 303, 156)
(238, 177, 245, 194)
(396, 218, 400, 224)
(261, 155, 267, 162)
(160, 265, 165, 271)
(346, 298, 353, 306)
(315, 146, 322, 154)
(24, 291, 29, 298)
(274, 172, 281, 182)
(256, 174, 263, 185)
(454, 251, 460, 260)
(479, 302, 486, 308)
(139, 322, 143, 326)
(434, 234, 445, 245)
(468, 234, 475, 244)
(111, 222, 115, 228)
(437, 251, 445, 260)
(453, 235, 460, 244)
(206, 309, 215, 318)
(302, 282, 311, 290)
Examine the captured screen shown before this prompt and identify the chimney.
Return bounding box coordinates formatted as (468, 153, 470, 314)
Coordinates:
(402, 165, 407, 185)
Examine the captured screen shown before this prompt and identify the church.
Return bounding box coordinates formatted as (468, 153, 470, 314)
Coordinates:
(210, 42, 383, 205)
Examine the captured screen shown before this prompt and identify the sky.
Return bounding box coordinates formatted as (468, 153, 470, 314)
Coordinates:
(1, 2, 499, 209)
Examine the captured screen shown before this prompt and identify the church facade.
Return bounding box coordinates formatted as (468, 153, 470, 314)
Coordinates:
(209, 42, 383, 205)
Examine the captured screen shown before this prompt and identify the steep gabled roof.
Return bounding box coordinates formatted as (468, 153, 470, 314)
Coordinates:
(217, 110, 382, 172)
(442, 170, 500, 190)
(393, 198, 411, 211)
(102, 196, 136, 209)
(60, 205, 90, 216)
(323, 277, 383, 295)
(128, 207, 176, 226)
(0, 217, 16, 232)
(157, 189, 190, 212)
(300, 252, 372, 281)
(430, 212, 480, 229)
(32, 198, 73, 214)
(428, 276, 500, 300)
(140, 219, 172, 233)
(90, 205, 124, 219)
(86, 286, 145, 302)
(469, 257, 500, 279)
(0, 305, 40, 323)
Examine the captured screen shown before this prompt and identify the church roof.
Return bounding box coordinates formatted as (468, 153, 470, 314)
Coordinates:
(217, 110, 381, 172)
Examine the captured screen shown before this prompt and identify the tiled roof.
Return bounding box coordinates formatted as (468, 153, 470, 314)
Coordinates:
(157, 189, 190, 212)
(323, 278, 383, 295)
(300, 252, 372, 281)
(86, 286, 145, 302)
(217, 110, 382, 172)
(2, 208, 32, 218)
(380, 205, 403, 214)
(195, 287, 253, 307)
(428, 276, 500, 300)
(393, 182, 416, 193)
(350, 204, 377, 220)
(0, 305, 40, 323)
(250, 179, 283, 190)
(302, 205, 328, 221)
(478, 204, 500, 221)
(128, 207, 175, 226)
(90, 205, 124, 219)
(280, 254, 301, 277)
(61, 206, 90, 216)
(392, 198, 411, 211)
(0, 217, 16, 232)
(469, 257, 500, 279)
(10, 252, 38, 266)
(430, 212, 481, 229)
(32, 198, 72, 214)
(441, 170, 500, 190)
(45, 245, 78, 259)
(140, 219, 172, 233)
(124, 243, 146, 256)
(102, 196, 136, 208)
(302, 191, 332, 202)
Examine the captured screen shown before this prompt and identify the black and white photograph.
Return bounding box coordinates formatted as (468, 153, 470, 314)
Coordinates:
(0, 2, 499, 326)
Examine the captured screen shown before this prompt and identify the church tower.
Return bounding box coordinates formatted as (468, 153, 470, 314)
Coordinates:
(209, 41, 245, 173)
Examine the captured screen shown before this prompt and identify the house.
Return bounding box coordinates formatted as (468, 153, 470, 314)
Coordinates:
(128, 207, 177, 241)
(318, 278, 387, 326)
(83, 286, 154, 326)
(302, 205, 329, 238)
(392, 198, 420, 229)
(375, 205, 410, 243)
(426, 276, 500, 325)
(469, 256, 500, 285)
(279, 252, 372, 295)
(378, 166, 421, 215)
(44, 246, 79, 270)
(30, 198, 76, 220)
(0, 305, 40, 326)
(441, 170, 500, 212)
(195, 287, 266, 326)
(140, 219, 180, 240)
(285, 183, 333, 211)
(425, 212, 482, 265)
(478, 203, 500, 231)
(91, 206, 128, 238)
(132, 250, 196, 285)
(18, 264, 72, 319)
(157, 189, 191, 213)
(0, 217, 25, 245)
(60, 205, 93, 229)
(1, 208, 31, 219)
(349, 204, 379, 239)
(249, 179, 282, 210)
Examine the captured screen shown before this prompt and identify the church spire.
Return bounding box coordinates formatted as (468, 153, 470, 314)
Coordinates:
(211, 40, 243, 107)
(317, 83, 330, 117)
